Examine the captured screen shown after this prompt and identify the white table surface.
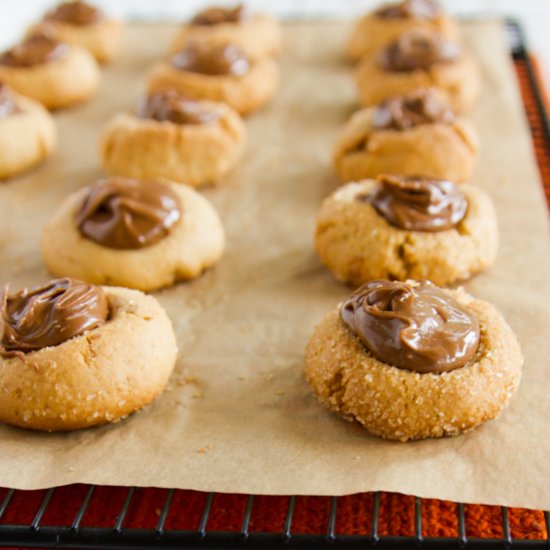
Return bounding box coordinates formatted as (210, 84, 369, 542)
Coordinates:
(1, 1, 549, 86)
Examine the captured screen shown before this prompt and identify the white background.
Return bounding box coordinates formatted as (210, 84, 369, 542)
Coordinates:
(0, 0, 549, 84)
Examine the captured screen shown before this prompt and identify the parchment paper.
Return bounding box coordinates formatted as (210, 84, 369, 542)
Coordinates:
(0, 21, 549, 510)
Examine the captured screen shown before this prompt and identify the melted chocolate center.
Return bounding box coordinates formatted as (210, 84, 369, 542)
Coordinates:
(76, 177, 182, 250)
(45, 1, 104, 26)
(136, 90, 220, 125)
(1, 278, 108, 354)
(340, 280, 480, 373)
(378, 28, 460, 72)
(190, 4, 249, 26)
(375, 0, 442, 20)
(171, 43, 250, 76)
(0, 34, 68, 68)
(372, 89, 454, 131)
(368, 175, 467, 232)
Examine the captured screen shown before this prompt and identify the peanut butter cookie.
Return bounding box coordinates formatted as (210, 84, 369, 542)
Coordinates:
(315, 177, 498, 286)
(0, 278, 177, 431)
(101, 90, 246, 187)
(305, 280, 522, 441)
(0, 34, 100, 109)
(41, 177, 225, 291)
(334, 89, 478, 182)
(28, 1, 123, 64)
(355, 29, 479, 113)
(0, 84, 57, 179)
(171, 5, 281, 61)
(347, 0, 459, 62)
(148, 42, 279, 116)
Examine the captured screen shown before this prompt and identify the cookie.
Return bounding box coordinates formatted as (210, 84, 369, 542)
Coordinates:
(305, 280, 523, 441)
(0, 278, 177, 431)
(0, 84, 57, 179)
(148, 42, 279, 116)
(101, 90, 246, 187)
(41, 177, 225, 291)
(27, 1, 123, 64)
(355, 28, 479, 113)
(333, 89, 478, 183)
(347, 0, 460, 62)
(171, 5, 281, 61)
(315, 177, 498, 286)
(0, 34, 100, 109)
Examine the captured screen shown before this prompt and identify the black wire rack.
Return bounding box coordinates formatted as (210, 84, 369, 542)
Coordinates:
(0, 19, 549, 550)
(0, 487, 550, 548)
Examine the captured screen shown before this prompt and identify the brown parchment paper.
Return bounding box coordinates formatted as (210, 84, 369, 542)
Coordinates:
(0, 20, 549, 509)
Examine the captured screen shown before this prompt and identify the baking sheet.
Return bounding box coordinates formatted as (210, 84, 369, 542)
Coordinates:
(0, 21, 549, 510)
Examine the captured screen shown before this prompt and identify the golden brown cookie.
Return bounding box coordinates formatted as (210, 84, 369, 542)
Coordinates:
(171, 5, 281, 61)
(0, 84, 57, 179)
(315, 178, 498, 286)
(27, 1, 123, 64)
(333, 89, 478, 183)
(41, 178, 225, 291)
(355, 29, 479, 113)
(305, 281, 523, 441)
(147, 42, 279, 116)
(0, 34, 100, 109)
(0, 278, 177, 431)
(346, 0, 460, 62)
(100, 91, 246, 187)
